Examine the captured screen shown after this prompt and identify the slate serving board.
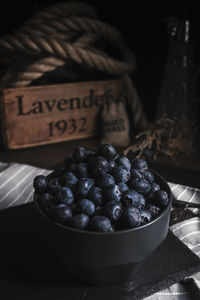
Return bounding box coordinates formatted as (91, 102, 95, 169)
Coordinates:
(1, 203, 200, 300)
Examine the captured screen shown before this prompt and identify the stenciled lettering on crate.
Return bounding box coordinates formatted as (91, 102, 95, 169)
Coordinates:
(0, 80, 122, 149)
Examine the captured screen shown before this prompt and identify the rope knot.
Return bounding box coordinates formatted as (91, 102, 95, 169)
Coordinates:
(0, 1, 147, 133)
(0, 1, 136, 88)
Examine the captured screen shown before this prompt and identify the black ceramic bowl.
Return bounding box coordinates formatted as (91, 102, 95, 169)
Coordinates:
(34, 169, 172, 285)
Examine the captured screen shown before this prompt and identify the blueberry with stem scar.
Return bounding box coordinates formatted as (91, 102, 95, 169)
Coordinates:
(103, 201, 122, 222)
(103, 184, 122, 203)
(112, 166, 130, 183)
(116, 156, 131, 171)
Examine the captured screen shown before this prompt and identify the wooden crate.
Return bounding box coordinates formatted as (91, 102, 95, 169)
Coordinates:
(0, 79, 122, 149)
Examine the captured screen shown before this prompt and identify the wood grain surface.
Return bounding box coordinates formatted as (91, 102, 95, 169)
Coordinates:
(0, 79, 122, 149)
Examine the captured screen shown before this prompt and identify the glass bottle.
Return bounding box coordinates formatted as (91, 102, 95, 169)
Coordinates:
(155, 11, 198, 122)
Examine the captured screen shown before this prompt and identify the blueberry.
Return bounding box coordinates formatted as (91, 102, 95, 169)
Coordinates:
(70, 214, 89, 230)
(89, 156, 109, 176)
(121, 189, 144, 207)
(146, 182, 160, 200)
(88, 178, 95, 189)
(76, 198, 95, 216)
(62, 172, 78, 188)
(73, 146, 87, 162)
(47, 178, 62, 195)
(53, 204, 72, 223)
(88, 186, 103, 206)
(116, 156, 131, 171)
(103, 184, 122, 203)
(95, 174, 115, 188)
(129, 178, 151, 195)
(37, 192, 55, 214)
(90, 216, 113, 232)
(38, 192, 54, 206)
(143, 170, 154, 183)
(139, 208, 152, 224)
(121, 207, 141, 228)
(151, 182, 160, 193)
(112, 166, 130, 183)
(99, 144, 117, 161)
(75, 178, 94, 198)
(118, 182, 129, 193)
(146, 203, 161, 217)
(130, 169, 143, 180)
(75, 162, 89, 178)
(152, 189, 169, 208)
(108, 160, 117, 172)
(55, 187, 74, 205)
(103, 201, 122, 222)
(33, 175, 48, 193)
(132, 158, 148, 172)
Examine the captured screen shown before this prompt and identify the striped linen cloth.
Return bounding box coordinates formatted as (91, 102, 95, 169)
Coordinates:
(1, 162, 200, 299)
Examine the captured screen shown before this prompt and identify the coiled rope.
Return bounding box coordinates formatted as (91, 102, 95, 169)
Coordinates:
(0, 1, 147, 131)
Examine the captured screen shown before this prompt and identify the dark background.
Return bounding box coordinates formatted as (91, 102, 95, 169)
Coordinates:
(1, 0, 200, 121)
(0, 0, 200, 188)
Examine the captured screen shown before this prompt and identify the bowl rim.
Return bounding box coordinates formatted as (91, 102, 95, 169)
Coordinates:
(34, 169, 172, 236)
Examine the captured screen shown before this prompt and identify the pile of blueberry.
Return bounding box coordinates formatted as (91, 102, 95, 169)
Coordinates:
(33, 144, 169, 232)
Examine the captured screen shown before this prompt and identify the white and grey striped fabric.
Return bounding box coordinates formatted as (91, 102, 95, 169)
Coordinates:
(1, 161, 200, 299)
(0, 162, 50, 210)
